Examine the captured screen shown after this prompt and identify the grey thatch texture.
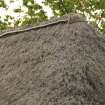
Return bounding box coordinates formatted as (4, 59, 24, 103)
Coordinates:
(0, 14, 105, 105)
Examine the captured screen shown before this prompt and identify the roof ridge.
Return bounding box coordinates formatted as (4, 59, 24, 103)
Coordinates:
(0, 13, 87, 39)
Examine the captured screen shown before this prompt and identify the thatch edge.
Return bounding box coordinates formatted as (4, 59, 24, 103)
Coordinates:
(0, 13, 86, 39)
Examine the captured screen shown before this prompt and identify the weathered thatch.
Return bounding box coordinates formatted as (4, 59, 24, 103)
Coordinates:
(0, 13, 105, 105)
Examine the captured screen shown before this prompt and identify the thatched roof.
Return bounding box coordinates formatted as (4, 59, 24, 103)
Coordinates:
(0, 13, 105, 105)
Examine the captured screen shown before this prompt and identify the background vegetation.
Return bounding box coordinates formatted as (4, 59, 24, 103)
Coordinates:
(0, 0, 105, 33)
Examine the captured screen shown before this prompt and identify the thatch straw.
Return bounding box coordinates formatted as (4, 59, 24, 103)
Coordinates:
(0, 13, 105, 105)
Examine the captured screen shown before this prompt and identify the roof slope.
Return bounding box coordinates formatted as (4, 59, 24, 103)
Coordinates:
(0, 13, 105, 105)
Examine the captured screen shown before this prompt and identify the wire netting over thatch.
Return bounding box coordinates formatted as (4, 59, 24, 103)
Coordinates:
(0, 13, 105, 105)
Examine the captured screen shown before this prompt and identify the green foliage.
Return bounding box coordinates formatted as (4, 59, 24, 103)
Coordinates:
(0, 0, 105, 34)
(21, 0, 47, 25)
(0, 0, 6, 8)
(14, 8, 22, 13)
(0, 15, 14, 30)
(44, 0, 105, 33)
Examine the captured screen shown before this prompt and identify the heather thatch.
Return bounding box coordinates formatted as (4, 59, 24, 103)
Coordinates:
(0, 13, 105, 105)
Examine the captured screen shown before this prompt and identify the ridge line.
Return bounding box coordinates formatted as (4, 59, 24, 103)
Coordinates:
(0, 18, 86, 39)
